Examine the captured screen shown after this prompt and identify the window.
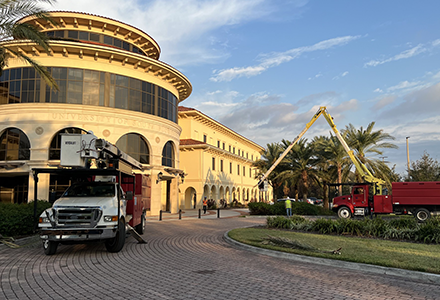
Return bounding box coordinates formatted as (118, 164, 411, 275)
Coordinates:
(212, 157, 215, 170)
(229, 145, 231, 152)
(203, 135, 207, 143)
(237, 164, 240, 175)
(116, 133, 150, 164)
(222, 142, 225, 150)
(161, 141, 174, 167)
(243, 166, 245, 177)
(220, 160, 223, 172)
(0, 128, 30, 160)
(217, 140, 220, 148)
(233, 147, 235, 154)
(230, 162, 232, 174)
(249, 168, 252, 177)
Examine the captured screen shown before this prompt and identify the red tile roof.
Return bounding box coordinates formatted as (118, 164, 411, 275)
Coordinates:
(180, 139, 206, 146)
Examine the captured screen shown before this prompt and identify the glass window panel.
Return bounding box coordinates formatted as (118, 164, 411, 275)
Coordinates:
(83, 82, 100, 105)
(114, 86, 128, 109)
(133, 47, 140, 54)
(51, 81, 67, 103)
(68, 68, 83, 81)
(129, 89, 141, 111)
(54, 31, 64, 38)
(35, 79, 40, 102)
(10, 68, 21, 80)
(115, 75, 128, 87)
(67, 81, 83, 104)
(130, 78, 141, 90)
(103, 35, 113, 45)
(109, 86, 115, 107)
(100, 72, 105, 84)
(52, 68, 67, 80)
(114, 39, 122, 48)
(84, 70, 100, 82)
(0, 69, 9, 81)
(99, 83, 105, 106)
(68, 31, 79, 39)
(90, 33, 100, 42)
(79, 31, 89, 40)
(122, 41, 130, 51)
(46, 31, 54, 37)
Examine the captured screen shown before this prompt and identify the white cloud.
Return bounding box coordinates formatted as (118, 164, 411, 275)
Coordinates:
(211, 35, 361, 82)
(364, 40, 440, 68)
(341, 71, 349, 77)
(373, 88, 383, 93)
(45, 0, 288, 66)
(373, 95, 396, 110)
(387, 80, 421, 92)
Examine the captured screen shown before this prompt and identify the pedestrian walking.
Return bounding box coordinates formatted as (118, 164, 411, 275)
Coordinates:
(285, 197, 292, 217)
(203, 197, 208, 214)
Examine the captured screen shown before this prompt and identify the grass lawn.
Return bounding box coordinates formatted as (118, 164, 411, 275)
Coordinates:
(228, 227, 440, 274)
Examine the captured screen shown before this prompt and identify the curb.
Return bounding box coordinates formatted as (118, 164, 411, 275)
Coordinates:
(223, 229, 440, 285)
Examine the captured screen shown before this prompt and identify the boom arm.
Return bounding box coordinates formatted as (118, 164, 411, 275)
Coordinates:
(257, 106, 385, 193)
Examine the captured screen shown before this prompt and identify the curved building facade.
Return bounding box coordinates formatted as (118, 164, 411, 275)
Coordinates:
(0, 12, 191, 215)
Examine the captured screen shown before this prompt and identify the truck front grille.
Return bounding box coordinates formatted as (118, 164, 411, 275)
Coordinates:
(55, 208, 102, 228)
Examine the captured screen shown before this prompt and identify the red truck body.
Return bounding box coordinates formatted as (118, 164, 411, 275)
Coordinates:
(332, 181, 440, 221)
(121, 174, 151, 228)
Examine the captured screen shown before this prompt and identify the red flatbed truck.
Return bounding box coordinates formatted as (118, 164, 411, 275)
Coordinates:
(333, 181, 440, 222)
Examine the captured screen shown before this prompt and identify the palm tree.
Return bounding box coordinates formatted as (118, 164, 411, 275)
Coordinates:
(0, 0, 57, 87)
(252, 142, 286, 200)
(278, 138, 320, 201)
(343, 122, 398, 184)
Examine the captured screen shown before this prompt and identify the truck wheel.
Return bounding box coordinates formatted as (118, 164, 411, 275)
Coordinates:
(135, 213, 145, 235)
(415, 208, 431, 222)
(43, 240, 58, 255)
(338, 207, 352, 219)
(105, 218, 126, 253)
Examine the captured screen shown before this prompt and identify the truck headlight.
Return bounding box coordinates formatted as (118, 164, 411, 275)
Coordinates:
(39, 217, 50, 223)
(104, 215, 118, 222)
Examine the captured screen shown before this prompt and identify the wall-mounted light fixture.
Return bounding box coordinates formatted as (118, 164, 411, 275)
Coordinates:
(156, 172, 163, 184)
(180, 173, 185, 184)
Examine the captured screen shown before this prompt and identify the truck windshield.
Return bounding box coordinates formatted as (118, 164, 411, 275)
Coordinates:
(63, 183, 115, 197)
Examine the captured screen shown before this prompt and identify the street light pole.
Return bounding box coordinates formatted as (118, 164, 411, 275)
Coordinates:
(406, 136, 410, 175)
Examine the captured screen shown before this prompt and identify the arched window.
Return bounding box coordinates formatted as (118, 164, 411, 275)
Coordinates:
(162, 141, 174, 167)
(49, 127, 86, 160)
(116, 133, 150, 164)
(0, 128, 30, 160)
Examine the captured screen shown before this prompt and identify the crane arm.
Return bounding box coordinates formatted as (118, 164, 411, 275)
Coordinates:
(257, 106, 385, 193)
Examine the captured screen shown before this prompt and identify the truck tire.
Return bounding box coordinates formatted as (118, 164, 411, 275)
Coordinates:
(415, 208, 431, 222)
(105, 218, 126, 253)
(135, 213, 146, 235)
(338, 207, 352, 219)
(43, 240, 58, 255)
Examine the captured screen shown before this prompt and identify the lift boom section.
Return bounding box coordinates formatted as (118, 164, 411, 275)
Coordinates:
(257, 106, 385, 194)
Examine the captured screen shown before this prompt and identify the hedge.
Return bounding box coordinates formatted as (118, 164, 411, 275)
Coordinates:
(248, 201, 333, 216)
(0, 201, 52, 237)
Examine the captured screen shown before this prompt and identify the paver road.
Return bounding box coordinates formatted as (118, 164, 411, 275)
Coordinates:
(1, 217, 439, 299)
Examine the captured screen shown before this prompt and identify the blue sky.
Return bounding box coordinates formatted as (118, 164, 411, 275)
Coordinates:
(45, 0, 440, 176)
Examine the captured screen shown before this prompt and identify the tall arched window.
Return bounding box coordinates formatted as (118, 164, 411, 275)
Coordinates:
(49, 127, 86, 160)
(116, 133, 150, 164)
(0, 128, 30, 160)
(162, 141, 174, 167)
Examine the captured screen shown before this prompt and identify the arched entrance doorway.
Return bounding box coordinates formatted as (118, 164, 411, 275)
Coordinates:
(184, 187, 197, 209)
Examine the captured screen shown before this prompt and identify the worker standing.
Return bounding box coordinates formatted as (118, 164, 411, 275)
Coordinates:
(285, 197, 292, 218)
(203, 197, 208, 214)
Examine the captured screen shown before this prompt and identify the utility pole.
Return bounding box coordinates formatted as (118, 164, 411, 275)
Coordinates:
(406, 136, 410, 175)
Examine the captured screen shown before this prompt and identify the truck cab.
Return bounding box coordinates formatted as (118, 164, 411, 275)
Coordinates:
(39, 177, 133, 255)
(332, 184, 372, 219)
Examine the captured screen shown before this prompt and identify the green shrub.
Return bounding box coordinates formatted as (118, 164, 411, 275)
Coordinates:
(266, 216, 292, 229)
(248, 202, 273, 215)
(270, 202, 287, 216)
(292, 202, 319, 216)
(389, 217, 418, 229)
(0, 201, 52, 237)
(311, 218, 337, 234)
(416, 217, 440, 243)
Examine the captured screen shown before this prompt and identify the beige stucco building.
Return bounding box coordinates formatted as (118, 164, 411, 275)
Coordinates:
(0, 12, 191, 215)
(0, 11, 269, 215)
(178, 107, 271, 209)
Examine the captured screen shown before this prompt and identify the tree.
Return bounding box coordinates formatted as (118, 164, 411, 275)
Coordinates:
(343, 122, 398, 184)
(0, 0, 57, 87)
(278, 138, 320, 201)
(407, 152, 440, 182)
(252, 142, 286, 200)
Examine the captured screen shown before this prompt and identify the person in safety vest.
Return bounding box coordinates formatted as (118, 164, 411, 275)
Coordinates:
(285, 197, 292, 217)
(203, 197, 208, 214)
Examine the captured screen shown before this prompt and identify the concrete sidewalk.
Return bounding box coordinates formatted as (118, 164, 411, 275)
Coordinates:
(145, 208, 249, 222)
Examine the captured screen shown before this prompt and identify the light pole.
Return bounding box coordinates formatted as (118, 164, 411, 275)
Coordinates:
(406, 136, 410, 175)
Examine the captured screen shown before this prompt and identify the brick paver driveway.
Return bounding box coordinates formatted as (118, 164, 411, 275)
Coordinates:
(1, 217, 439, 299)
